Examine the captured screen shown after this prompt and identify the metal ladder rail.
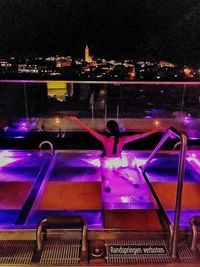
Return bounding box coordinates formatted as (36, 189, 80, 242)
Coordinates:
(140, 169, 174, 242)
(35, 215, 88, 263)
(189, 216, 200, 251)
(142, 127, 187, 259)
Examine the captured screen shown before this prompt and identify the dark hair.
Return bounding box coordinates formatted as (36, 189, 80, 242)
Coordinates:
(106, 120, 120, 154)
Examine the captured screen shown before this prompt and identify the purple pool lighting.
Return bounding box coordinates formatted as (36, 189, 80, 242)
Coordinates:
(27, 151, 156, 227)
(187, 152, 200, 168)
(0, 150, 200, 229)
(166, 210, 200, 229)
(143, 152, 200, 182)
(0, 150, 48, 181)
(143, 151, 200, 227)
(0, 150, 50, 227)
(0, 150, 18, 167)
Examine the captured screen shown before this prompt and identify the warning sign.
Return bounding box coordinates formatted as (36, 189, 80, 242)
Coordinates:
(108, 245, 167, 256)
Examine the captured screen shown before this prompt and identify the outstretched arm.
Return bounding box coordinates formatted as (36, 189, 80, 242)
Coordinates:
(122, 130, 157, 144)
(66, 116, 105, 142)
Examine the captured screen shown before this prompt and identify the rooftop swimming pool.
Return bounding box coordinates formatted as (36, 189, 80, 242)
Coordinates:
(0, 150, 200, 229)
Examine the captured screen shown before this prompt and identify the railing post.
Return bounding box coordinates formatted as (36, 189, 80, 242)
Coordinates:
(70, 82, 74, 96)
(180, 84, 186, 111)
(23, 82, 30, 131)
(104, 104, 107, 122)
(91, 104, 94, 120)
(141, 130, 171, 172)
(116, 105, 119, 122)
(171, 133, 187, 259)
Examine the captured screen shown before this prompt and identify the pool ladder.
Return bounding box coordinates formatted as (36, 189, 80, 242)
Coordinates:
(189, 216, 200, 251)
(39, 141, 54, 155)
(142, 127, 187, 259)
(33, 215, 88, 264)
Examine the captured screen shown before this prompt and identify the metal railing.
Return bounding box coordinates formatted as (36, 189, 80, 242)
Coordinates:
(142, 127, 187, 259)
(39, 141, 54, 155)
(189, 216, 200, 251)
(36, 215, 88, 262)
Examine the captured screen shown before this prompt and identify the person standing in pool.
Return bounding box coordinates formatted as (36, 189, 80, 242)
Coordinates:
(66, 116, 157, 157)
(66, 116, 158, 191)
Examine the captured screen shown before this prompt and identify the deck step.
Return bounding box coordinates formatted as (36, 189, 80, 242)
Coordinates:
(0, 240, 35, 265)
(39, 240, 81, 265)
(177, 240, 198, 264)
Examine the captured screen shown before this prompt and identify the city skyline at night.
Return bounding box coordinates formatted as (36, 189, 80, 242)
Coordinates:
(1, 0, 200, 65)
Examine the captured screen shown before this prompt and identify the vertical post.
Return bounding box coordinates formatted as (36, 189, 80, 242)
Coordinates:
(171, 133, 187, 259)
(180, 84, 186, 111)
(117, 105, 119, 122)
(70, 82, 74, 96)
(105, 84, 108, 122)
(23, 83, 29, 131)
(91, 104, 94, 126)
(105, 104, 107, 122)
(91, 104, 94, 119)
(154, 119, 160, 131)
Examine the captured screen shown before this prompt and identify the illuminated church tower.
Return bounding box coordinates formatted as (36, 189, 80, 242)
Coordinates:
(85, 45, 89, 62)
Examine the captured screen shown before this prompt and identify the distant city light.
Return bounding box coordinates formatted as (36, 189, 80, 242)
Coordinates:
(55, 118, 60, 124)
(183, 67, 193, 78)
(154, 120, 160, 130)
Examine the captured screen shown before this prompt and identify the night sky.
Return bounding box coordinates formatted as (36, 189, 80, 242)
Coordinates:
(1, 0, 200, 64)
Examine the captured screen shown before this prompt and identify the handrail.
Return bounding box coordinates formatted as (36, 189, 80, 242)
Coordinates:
(173, 141, 181, 150)
(141, 168, 174, 248)
(39, 140, 54, 155)
(142, 127, 187, 259)
(189, 216, 200, 250)
(36, 215, 88, 262)
(2, 80, 200, 85)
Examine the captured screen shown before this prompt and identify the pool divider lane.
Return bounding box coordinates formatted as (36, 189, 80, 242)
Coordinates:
(16, 155, 54, 225)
